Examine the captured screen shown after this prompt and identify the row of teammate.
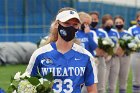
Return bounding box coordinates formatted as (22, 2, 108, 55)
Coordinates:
(26, 7, 140, 93)
(76, 11, 140, 93)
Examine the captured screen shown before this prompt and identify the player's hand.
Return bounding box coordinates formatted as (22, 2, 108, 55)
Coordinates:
(84, 24, 90, 33)
(115, 46, 124, 57)
(96, 48, 105, 57)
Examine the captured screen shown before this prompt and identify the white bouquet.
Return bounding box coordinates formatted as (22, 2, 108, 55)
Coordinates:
(7, 71, 54, 93)
(119, 34, 136, 55)
(98, 37, 115, 55)
(134, 36, 140, 52)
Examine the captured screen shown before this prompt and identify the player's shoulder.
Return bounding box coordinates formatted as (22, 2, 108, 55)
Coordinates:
(90, 30, 96, 33)
(111, 28, 119, 33)
(128, 25, 137, 30)
(88, 30, 96, 36)
(111, 28, 117, 32)
(97, 28, 107, 33)
(97, 28, 104, 32)
(72, 43, 93, 58)
(123, 30, 129, 34)
(32, 43, 53, 58)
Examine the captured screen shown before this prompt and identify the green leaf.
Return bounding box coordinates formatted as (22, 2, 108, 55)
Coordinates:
(43, 81, 50, 89)
(44, 72, 54, 82)
(12, 80, 19, 88)
(37, 66, 43, 78)
(50, 81, 54, 87)
(36, 74, 42, 79)
(36, 84, 46, 93)
(10, 76, 14, 83)
(7, 85, 16, 93)
(28, 77, 40, 86)
(45, 88, 52, 93)
(50, 90, 54, 93)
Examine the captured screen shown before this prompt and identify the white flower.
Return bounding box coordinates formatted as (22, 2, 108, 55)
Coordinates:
(111, 42, 115, 47)
(14, 72, 21, 81)
(111, 36, 118, 43)
(39, 78, 48, 84)
(102, 38, 114, 47)
(102, 40, 110, 45)
(39, 78, 44, 84)
(18, 80, 36, 93)
(20, 72, 30, 79)
(12, 90, 17, 93)
(137, 43, 140, 48)
(134, 36, 140, 43)
(128, 42, 137, 50)
(122, 35, 132, 41)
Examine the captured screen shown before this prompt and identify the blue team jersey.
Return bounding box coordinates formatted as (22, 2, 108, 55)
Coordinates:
(117, 30, 131, 38)
(103, 28, 120, 43)
(76, 30, 98, 56)
(26, 42, 95, 93)
(128, 25, 140, 37)
(96, 28, 108, 38)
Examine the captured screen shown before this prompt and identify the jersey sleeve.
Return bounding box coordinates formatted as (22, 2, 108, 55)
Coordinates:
(72, 43, 98, 83)
(128, 27, 133, 36)
(25, 50, 40, 76)
(84, 57, 95, 86)
(86, 32, 98, 52)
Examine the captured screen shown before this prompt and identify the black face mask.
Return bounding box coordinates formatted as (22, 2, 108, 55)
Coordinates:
(58, 24, 78, 42)
(90, 22, 98, 28)
(81, 24, 85, 31)
(104, 26, 113, 31)
(115, 25, 124, 30)
(137, 20, 140, 25)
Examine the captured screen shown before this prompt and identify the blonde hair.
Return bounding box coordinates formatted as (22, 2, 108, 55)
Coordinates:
(78, 12, 92, 23)
(39, 7, 80, 47)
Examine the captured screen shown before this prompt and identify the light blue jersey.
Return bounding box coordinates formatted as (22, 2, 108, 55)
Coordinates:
(26, 42, 95, 93)
(96, 28, 108, 38)
(76, 30, 98, 56)
(128, 25, 140, 37)
(86, 28, 108, 56)
(117, 30, 131, 38)
(128, 25, 140, 92)
(103, 28, 120, 43)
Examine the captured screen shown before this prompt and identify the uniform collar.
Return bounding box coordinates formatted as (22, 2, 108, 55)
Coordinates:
(50, 42, 75, 60)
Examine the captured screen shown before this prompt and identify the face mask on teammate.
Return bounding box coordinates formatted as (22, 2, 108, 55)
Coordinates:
(58, 24, 78, 42)
(137, 20, 140, 25)
(90, 22, 98, 28)
(104, 25, 113, 31)
(115, 25, 124, 30)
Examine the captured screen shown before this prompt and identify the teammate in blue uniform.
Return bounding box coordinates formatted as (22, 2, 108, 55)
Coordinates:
(89, 11, 108, 93)
(26, 7, 97, 93)
(89, 11, 99, 31)
(128, 12, 140, 93)
(101, 14, 123, 93)
(76, 12, 98, 56)
(114, 16, 131, 93)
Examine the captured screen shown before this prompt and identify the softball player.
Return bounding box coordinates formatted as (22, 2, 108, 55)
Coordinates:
(89, 11, 99, 31)
(87, 11, 108, 93)
(101, 14, 121, 93)
(76, 12, 98, 56)
(26, 7, 98, 93)
(93, 28, 109, 93)
(114, 16, 131, 93)
(128, 12, 140, 93)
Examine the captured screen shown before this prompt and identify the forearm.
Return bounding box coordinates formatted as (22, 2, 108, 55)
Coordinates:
(87, 83, 98, 93)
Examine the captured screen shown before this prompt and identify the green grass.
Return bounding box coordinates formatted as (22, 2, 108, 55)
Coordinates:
(0, 64, 27, 91)
(0, 65, 132, 92)
(116, 69, 132, 93)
